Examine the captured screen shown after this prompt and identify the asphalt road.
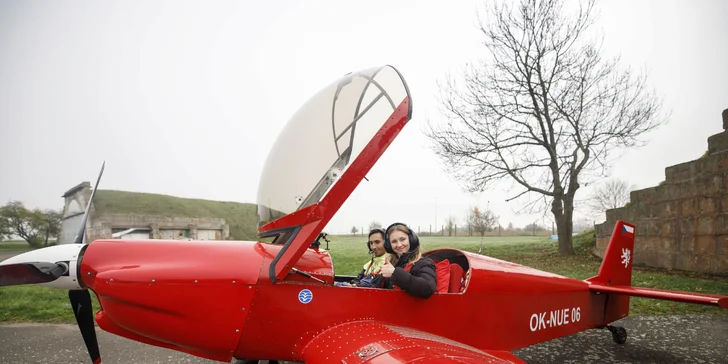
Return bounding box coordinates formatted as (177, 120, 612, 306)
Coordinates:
(512, 314, 728, 363)
(1, 314, 726, 364)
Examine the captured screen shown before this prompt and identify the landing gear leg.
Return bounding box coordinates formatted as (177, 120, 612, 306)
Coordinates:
(606, 325, 627, 344)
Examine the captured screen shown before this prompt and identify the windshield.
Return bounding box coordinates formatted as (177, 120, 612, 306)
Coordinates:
(257, 65, 410, 231)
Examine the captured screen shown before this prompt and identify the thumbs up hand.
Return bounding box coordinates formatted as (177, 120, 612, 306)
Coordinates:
(381, 260, 394, 278)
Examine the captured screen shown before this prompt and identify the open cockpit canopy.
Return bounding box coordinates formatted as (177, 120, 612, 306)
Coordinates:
(256, 65, 411, 233)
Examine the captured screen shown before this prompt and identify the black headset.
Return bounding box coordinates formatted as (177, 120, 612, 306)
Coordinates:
(383, 222, 420, 254)
(366, 228, 386, 253)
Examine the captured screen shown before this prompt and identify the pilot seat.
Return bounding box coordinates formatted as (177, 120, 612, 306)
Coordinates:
(423, 249, 470, 294)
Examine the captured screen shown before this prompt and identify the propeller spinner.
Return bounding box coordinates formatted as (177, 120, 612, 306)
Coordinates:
(0, 161, 106, 364)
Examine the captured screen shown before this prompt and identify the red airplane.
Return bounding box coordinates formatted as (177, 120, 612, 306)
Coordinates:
(1, 65, 726, 364)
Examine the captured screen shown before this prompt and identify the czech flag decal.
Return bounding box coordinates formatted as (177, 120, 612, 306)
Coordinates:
(622, 224, 634, 236)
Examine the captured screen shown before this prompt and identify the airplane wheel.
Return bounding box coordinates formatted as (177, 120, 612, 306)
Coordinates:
(609, 326, 627, 344)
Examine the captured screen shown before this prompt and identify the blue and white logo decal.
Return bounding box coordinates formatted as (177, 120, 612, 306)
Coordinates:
(298, 289, 313, 304)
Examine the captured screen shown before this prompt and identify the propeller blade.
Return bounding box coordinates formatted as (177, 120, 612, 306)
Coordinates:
(74, 161, 105, 245)
(69, 290, 102, 364)
(68, 163, 104, 363)
(0, 262, 67, 287)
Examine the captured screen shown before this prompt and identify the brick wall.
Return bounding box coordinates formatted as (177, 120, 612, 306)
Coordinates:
(594, 108, 728, 275)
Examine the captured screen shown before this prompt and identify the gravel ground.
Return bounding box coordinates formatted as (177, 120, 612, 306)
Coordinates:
(0, 314, 726, 363)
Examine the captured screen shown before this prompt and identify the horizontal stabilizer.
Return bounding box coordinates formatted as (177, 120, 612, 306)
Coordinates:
(589, 283, 727, 308)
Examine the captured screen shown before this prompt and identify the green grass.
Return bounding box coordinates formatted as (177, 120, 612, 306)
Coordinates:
(326, 234, 548, 276)
(325, 232, 728, 317)
(94, 190, 259, 240)
(0, 286, 100, 323)
(0, 240, 32, 252)
(1, 233, 726, 323)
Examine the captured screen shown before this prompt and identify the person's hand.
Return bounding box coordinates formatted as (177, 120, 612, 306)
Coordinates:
(381, 261, 394, 278)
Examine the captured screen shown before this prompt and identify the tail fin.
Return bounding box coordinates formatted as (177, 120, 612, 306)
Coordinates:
(589, 220, 635, 286)
(586, 220, 635, 324)
(587, 220, 727, 325)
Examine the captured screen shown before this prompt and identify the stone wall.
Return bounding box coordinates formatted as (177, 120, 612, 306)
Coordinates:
(58, 182, 95, 244)
(61, 182, 92, 218)
(594, 108, 728, 275)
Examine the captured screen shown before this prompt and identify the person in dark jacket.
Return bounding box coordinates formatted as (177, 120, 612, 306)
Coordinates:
(380, 222, 436, 298)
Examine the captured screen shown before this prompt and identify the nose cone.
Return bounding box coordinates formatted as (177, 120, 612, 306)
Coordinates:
(79, 239, 263, 361)
(0, 244, 85, 290)
(1, 243, 84, 266)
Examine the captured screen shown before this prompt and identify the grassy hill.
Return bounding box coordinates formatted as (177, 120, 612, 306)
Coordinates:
(93, 190, 259, 240)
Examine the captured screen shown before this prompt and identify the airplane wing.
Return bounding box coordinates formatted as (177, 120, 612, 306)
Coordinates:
(587, 220, 727, 316)
(589, 284, 727, 308)
(298, 320, 524, 363)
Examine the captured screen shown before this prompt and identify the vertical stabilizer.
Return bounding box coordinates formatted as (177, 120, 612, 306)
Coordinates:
(589, 220, 636, 286)
(587, 220, 636, 324)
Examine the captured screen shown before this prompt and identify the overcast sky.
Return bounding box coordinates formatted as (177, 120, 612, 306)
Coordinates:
(1, 0, 727, 235)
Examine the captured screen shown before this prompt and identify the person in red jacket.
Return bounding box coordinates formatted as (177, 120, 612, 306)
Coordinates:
(380, 222, 437, 298)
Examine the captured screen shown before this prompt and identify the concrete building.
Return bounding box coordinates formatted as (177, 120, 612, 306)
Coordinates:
(59, 182, 230, 244)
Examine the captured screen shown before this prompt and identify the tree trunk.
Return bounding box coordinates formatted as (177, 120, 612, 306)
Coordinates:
(44, 228, 50, 247)
(562, 198, 575, 255)
(551, 196, 575, 255)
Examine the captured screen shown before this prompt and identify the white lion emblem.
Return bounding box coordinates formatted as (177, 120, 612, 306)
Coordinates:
(621, 248, 631, 268)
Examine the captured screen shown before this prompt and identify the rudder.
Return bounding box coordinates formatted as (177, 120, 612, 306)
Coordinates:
(587, 220, 636, 323)
(590, 220, 636, 286)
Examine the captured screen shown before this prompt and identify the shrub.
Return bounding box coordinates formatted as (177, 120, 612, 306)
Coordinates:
(573, 228, 596, 253)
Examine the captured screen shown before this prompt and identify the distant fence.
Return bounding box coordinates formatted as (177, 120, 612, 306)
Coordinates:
(342, 223, 598, 238)
(344, 225, 558, 238)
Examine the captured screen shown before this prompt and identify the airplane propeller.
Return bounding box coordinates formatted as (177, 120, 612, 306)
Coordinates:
(0, 261, 68, 286)
(0, 162, 105, 364)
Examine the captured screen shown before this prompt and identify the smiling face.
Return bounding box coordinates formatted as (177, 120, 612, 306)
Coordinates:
(388, 229, 410, 257)
(368, 232, 385, 257)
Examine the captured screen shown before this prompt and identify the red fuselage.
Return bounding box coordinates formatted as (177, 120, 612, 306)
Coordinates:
(79, 238, 608, 362)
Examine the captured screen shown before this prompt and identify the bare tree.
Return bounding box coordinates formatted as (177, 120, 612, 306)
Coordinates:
(424, 0, 667, 254)
(524, 222, 546, 235)
(589, 178, 635, 214)
(444, 215, 457, 236)
(573, 217, 594, 232)
(463, 210, 473, 236)
(368, 221, 383, 231)
(467, 206, 499, 237)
